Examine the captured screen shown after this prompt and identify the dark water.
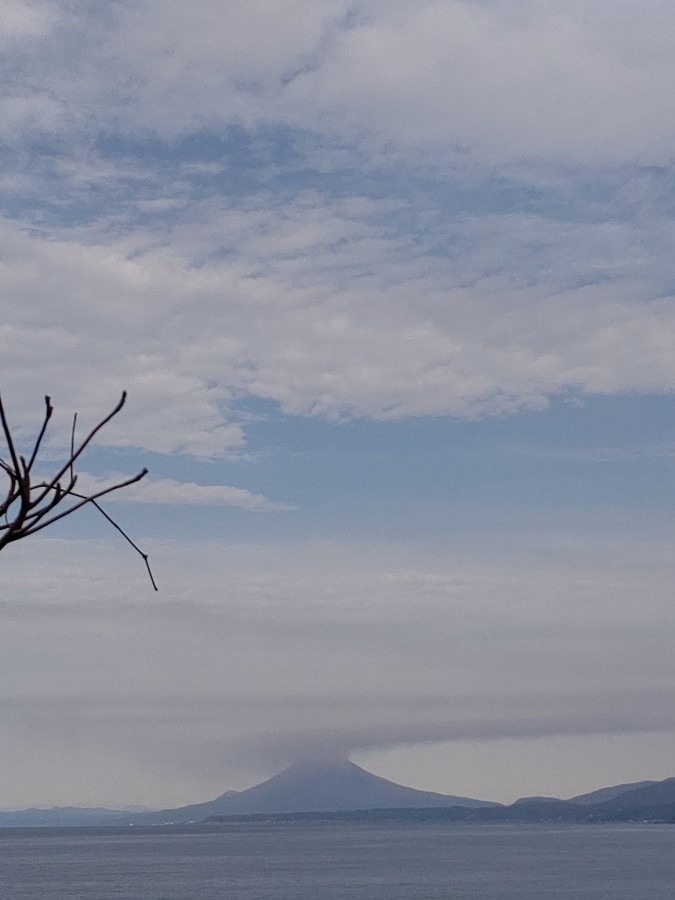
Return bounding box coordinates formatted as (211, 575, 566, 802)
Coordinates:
(0, 822, 673, 899)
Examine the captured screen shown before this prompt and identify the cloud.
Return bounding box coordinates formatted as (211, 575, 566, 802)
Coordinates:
(5, 2, 675, 165)
(227, 688, 675, 771)
(281, 0, 675, 164)
(0, 0, 59, 43)
(104, 0, 351, 129)
(1, 531, 674, 804)
(2, 190, 675, 459)
(1, 3, 674, 466)
(73, 473, 292, 511)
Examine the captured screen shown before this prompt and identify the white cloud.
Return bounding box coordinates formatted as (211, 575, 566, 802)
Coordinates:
(104, 0, 350, 128)
(2, 189, 675, 458)
(73, 473, 291, 511)
(282, 0, 675, 163)
(1, 5, 673, 466)
(6, 1, 675, 165)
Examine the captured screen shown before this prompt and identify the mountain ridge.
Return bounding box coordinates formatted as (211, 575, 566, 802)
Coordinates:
(1, 763, 675, 827)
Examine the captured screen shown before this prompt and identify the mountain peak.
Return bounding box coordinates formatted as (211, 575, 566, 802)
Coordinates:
(139, 759, 496, 822)
(280, 759, 354, 777)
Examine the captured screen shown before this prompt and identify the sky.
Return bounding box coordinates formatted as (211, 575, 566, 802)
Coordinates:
(1, 0, 675, 809)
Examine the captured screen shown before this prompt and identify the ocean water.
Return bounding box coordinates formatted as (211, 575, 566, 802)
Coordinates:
(0, 822, 673, 899)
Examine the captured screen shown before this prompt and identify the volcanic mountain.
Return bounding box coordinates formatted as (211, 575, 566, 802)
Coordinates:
(3, 771, 675, 827)
(136, 760, 497, 823)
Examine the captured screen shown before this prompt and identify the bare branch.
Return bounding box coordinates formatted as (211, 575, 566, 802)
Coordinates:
(69, 410, 77, 483)
(0, 394, 22, 487)
(25, 396, 53, 472)
(20, 469, 148, 537)
(88, 498, 157, 591)
(0, 459, 19, 519)
(29, 391, 128, 510)
(0, 392, 157, 589)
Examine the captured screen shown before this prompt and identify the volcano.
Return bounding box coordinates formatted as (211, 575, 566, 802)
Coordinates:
(137, 760, 496, 823)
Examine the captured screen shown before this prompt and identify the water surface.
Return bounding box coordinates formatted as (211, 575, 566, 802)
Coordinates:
(0, 822, 673, 899)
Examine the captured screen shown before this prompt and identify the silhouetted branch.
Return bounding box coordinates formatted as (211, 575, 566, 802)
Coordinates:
(0, 392, 157, 589)
(87, 497, 158, 591)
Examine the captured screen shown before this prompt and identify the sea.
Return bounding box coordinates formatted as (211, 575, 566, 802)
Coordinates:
(0, 822, 673, 899)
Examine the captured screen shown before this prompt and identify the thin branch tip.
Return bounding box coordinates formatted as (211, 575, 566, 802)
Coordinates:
(0, 391, 157, 590)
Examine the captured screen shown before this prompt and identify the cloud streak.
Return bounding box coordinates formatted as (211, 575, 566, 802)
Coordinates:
(74, 473, 292, 511)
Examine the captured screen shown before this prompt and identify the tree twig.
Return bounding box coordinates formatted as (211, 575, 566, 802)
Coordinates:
(0, 391, 157, 589)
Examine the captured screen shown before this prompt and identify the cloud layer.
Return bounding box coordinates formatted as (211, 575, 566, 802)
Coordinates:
(2, 191, 675, 458)
(1, 532, 674, 805)
(7, 1, 675, 164)
(1, 2, 675, 460)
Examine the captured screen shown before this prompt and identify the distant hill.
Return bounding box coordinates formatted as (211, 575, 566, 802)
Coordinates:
(134, 760, 497, 824)
(570, 780, 657, 805)
(591, 778, 675, 814)
(3, 767, 675, 827)
(0, 806, 141, 828)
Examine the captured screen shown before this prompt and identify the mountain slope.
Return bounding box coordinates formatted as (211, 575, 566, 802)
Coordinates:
(592, 777, 675, 812)
(137, 760, 497, 823)
(570, 780, 657, 805)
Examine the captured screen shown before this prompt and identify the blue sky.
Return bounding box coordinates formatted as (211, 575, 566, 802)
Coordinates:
(2, 0, 675, 808)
